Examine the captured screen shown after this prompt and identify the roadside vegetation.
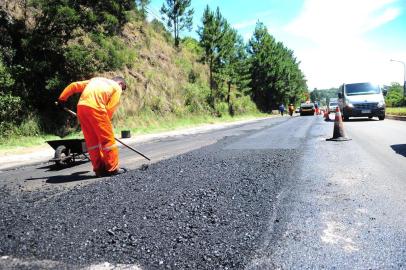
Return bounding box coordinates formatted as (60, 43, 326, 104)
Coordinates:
(0, 0, 308, 150)
(0, 112, 269, 152)
(384, 82, 406, 116)
(386, 107, 406, 116)
(310, 88, 339, 106)
(384, 82, 405, 106)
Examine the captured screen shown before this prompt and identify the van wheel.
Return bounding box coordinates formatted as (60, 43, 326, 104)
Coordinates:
(343, 116, 349, 121)
(378, 115, 385, 120)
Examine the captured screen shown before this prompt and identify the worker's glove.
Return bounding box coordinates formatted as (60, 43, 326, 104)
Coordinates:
(56, 100, 66, 110)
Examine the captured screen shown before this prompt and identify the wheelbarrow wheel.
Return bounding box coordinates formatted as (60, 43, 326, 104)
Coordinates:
(54, 145, 72, 167)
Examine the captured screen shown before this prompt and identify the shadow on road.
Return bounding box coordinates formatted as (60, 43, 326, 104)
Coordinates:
(26, 171, 95, 183)
(344, 118, 378, 122)
(390, 144, 406, 157)
(37, 160, 88, 171)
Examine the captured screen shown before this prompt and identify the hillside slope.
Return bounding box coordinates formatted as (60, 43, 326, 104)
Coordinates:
(107, 19, 209, 127)
(1, 1, 215, 137)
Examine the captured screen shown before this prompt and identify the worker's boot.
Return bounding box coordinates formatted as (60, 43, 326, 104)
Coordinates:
(94, 166, 106, 178)
(106, 167, 127, 176)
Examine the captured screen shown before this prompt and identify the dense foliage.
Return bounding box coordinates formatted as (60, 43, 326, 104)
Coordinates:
(310, 88, 339, 106)
(0, 0, 142, 136)
(247, 22, 307, 111)
(198, 6, 250, 111)
(385, 82, 405, 107)
(198, 10, 305, 113)
(1, 1, 309, 139)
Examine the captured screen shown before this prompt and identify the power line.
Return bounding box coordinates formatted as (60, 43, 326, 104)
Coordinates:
(144, 6, 174, 32)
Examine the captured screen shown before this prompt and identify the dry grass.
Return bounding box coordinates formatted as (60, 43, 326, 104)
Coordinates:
(386, 107, 406, 116)
(107, 20, 209, 128)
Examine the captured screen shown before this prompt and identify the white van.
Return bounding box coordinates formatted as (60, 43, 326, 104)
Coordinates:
(328, 100, 338, 113)
(338, 82, 386, 121)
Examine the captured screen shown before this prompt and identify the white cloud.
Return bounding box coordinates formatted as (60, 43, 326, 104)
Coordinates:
(233, 19, 258, 30)
(367, 7, 400, 30)
(283, 0, 403, 89)
(286, 0, 399, 42)
(233, 10, 274, 31)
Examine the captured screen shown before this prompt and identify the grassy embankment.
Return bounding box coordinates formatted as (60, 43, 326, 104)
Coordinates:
(0, 112, 270, 152)
(1, 15, 267, 153)
(386, 107, 406, 116)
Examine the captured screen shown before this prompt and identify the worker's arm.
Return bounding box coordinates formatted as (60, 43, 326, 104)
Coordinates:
(58, 80, 90, 102)
(106, 88, 122, 120)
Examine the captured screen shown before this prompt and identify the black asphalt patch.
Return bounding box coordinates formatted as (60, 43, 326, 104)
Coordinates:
(0, 138, 299, 269)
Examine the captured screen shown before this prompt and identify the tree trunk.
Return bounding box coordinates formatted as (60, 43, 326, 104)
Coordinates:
(209, 65, 215, 108)
(227, 81, 234, 116)
(227, 81, 231, 105)
(174, 16, 179, 47)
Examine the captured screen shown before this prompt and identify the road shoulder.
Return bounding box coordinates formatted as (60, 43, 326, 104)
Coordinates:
(386, 114, 406, 121)
(0, 117, 272, 171)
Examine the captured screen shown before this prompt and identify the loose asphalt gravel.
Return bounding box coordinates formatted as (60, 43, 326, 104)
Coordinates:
(0, 135, 299, 270)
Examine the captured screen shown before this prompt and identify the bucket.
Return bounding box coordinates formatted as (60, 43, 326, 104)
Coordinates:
(121, 130, 131, 139)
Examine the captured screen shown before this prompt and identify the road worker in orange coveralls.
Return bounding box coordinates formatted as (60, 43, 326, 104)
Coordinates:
(57, 76, 127, 177)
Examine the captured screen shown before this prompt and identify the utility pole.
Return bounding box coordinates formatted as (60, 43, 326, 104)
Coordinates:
(390, 59, 406, 98)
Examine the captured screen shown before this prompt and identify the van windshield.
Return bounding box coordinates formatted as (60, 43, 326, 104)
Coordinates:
(329, 102, 337, 106)
(345, 83, 380, 96)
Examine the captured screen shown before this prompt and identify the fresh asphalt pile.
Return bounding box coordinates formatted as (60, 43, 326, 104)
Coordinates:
(0, 137, 299, 269)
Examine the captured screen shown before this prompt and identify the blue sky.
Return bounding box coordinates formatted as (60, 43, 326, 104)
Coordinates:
(149, 0, 406, 90)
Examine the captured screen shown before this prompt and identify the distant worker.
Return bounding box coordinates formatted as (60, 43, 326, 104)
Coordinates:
(314, 102, 319, 115)
(57, 76, 127, 177)
(279, 104, 285, 116)
(288, 104, 295, 116)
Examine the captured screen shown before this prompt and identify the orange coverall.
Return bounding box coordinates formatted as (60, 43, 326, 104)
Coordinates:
(58, 77, 122, 175)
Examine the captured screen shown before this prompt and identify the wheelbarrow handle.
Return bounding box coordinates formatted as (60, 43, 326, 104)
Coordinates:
(55, 102, 150, 161)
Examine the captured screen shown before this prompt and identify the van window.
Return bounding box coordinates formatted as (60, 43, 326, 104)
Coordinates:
(329, 102, 338, 106)
(345, 83, 380, 96)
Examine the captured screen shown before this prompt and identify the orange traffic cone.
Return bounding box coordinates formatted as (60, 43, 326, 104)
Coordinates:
(326, 107, 351, 141)
(324, 109, 330, 121)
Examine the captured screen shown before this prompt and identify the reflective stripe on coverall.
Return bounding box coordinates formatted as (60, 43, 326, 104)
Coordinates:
(77, 105, 118, 173)
(58, 77, 122, 173)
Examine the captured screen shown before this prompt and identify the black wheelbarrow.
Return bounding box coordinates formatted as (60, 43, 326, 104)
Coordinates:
(46, 139, 88, 167)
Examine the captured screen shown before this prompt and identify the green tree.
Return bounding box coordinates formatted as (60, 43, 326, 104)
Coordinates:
(217, 26, 251, 114)
(0, 55, 14, 92)
(160, 0, 194, 47)
(0, 53, 22, 135)
(0, 0, 135, 133)
(197, 6, 226, 106)
(232, 36, 252, 97)
(247, 22, 276, 111)
(247, 22, 306, 111)
(385, 82, 404, 107)
(198, 6, 253, 114)
(218, 22, 237, 105)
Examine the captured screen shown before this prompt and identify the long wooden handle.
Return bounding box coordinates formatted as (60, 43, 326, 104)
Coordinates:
(115, 137, 151, 161)
(55, 101, 77, 117)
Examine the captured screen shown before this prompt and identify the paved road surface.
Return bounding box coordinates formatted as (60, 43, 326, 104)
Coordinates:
(247, 117, 406, 269)
(0, 117, 287, 193)
(0, 115, 405, 269)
